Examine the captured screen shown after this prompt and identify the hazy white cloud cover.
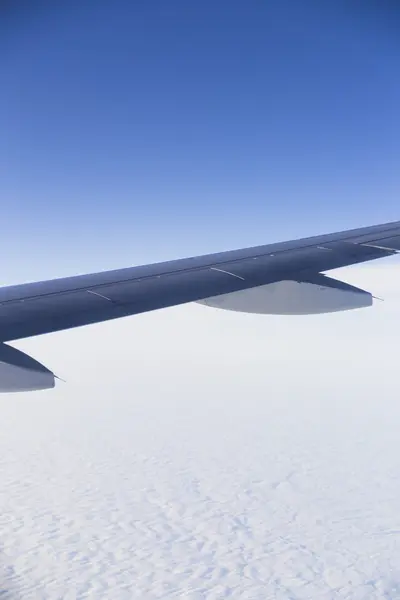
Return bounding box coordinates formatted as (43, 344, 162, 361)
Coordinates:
(1, 264, 400, 599)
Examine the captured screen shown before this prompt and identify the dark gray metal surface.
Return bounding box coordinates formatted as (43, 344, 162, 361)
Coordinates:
(0, 220, 399, 341)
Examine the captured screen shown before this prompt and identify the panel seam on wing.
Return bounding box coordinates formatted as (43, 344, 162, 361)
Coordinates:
(209, 267, 245, 281)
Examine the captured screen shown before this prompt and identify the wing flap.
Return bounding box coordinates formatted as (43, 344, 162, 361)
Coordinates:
(197, 274, 373, 315)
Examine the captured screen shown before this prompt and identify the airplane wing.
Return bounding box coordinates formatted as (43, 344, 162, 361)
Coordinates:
(0, 219, 399, 392)
(1, 219, 399, 341)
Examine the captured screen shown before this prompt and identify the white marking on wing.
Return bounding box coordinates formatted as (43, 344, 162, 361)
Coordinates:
(210, 267, 246, 281)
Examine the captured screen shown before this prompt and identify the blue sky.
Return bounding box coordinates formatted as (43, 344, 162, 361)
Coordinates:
(1, 1, 399, 281)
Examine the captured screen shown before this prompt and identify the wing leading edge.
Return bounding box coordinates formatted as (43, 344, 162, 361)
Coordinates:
(0, 220, 399, 342)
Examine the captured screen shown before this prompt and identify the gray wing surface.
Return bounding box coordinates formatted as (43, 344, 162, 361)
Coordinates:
(0, 220, 399, 342)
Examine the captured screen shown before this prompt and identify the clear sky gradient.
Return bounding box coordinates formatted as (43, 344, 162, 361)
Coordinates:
(1, 1, 399, 281)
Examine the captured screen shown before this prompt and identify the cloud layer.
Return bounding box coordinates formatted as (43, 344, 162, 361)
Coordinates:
(1, 264, 399, 599)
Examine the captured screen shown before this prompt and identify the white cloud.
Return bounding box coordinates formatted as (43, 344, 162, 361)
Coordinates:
(1, 264, 400, 599)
